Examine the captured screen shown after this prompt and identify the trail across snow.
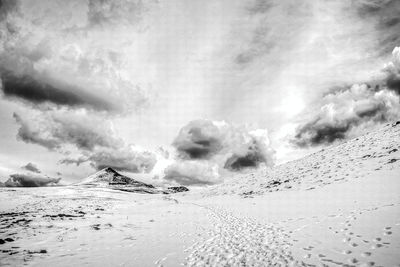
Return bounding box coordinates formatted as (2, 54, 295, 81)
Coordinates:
(184, 204, 300, 266)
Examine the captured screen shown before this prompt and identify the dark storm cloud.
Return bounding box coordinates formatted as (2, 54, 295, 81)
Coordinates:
(172, 120, 223, 160)
(292, 119, 352, 148)
(292, 84, 400, 147)
(21, 162, 41, 173)
(1, 72, 115, 111)
(13, 111, 122, 151)
(4, 174, 61, 187)
(386, 76, 400, 94)
(383, 47, 400, 94)
(170, 120, 275, 186)
(224, 142, 267, 171)
(173, 120, 275, 168)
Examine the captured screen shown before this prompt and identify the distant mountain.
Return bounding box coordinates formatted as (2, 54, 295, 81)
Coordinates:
(78, 167, 154, 188)
(78, 167, 189, 194)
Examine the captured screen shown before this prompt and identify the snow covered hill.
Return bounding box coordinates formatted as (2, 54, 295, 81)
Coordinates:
(207, 120, 400, 197)
(77, 167, 188, 194)
(78, 167, 155, 188)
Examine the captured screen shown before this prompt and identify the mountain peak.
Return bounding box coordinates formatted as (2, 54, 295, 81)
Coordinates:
(100, 167, 119, 174)
(78, 167, 154, 189)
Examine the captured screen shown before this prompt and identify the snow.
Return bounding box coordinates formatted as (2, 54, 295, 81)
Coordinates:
(0, 122, 399, 266)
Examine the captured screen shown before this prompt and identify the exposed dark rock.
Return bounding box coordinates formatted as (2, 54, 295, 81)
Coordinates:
(167, 186, 189, 193)
(43, 213, 84, 219)
(91, 224, 101, 230)
(26, 249, 47, 254)
(112, 187, 160, 194)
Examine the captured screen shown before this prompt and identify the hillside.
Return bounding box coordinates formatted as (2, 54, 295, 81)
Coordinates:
(207, 121, 400, 196)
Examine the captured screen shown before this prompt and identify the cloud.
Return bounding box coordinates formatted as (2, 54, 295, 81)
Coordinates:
(0, 0, 18, 20)
(163, 160, 221, 186)
(246, 0, 274, 15)
(355, 0, 400, 55)
(4, 173, 61, 187)
(164, 120, 275, 185)
(21, 162, 40, 173)
(384, 47, 400, 94)
(173, 119, 275, 169)
(86, 146, 156, 173)
(291, 46, 400, 148)
(233, 0, 312, 66)
(87, 0, 146, 28)
(0, 0, 153, 115)
(13, 109, 157, 173)
(13, 112, 60, 150)
(172, 120, 223, 160)
(292, 84, 400, 147)
(60, 147, 156, 173)
(13, 111, 121, 151)
(0, 71, 115, 111)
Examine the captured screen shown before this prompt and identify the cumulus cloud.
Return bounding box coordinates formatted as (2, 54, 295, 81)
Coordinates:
(291, 46, 400, 148)
(13, 111, 121, 151)
(173, 120, 223, 159)
(4, 173, 61, 187)
(85, 146, 156, 173)
(163, 161, 221, 186)
(292, 84, 400, 147)
(165, 120, 275, 185)
(384, 47, 400, 94)
(13, 109, 157, 173)
(21, 162, 41, 173)
(173, 119, 275, 169)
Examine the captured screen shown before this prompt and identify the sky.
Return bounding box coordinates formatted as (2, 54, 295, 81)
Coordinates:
(1, 0, 399, 184)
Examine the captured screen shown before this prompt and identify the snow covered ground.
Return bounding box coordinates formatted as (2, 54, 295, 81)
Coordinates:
(1, 122, 399, 266)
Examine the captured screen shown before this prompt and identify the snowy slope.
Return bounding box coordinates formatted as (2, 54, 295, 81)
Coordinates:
(207, 121, 400, 196)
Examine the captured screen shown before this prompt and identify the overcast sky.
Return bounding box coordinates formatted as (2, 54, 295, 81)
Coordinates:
(1, 0, 399, 183)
